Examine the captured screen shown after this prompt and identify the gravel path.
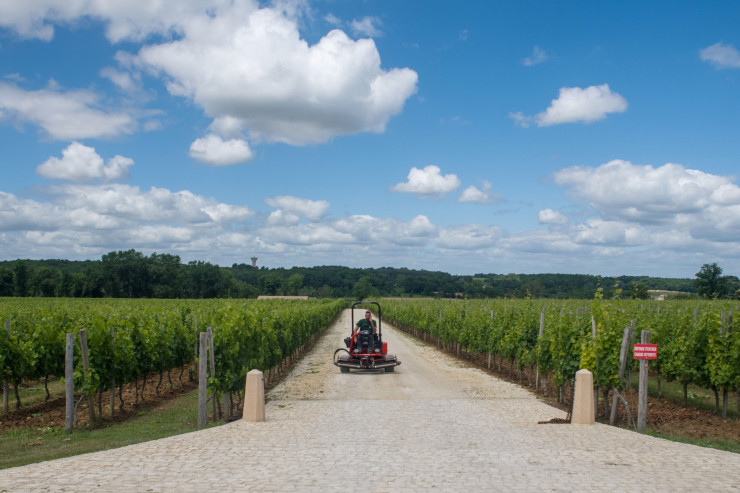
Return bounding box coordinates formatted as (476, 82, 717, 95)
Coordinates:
(2, 308, 739, 492)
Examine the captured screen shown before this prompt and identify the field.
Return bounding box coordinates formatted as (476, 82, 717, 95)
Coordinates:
(2, 295, 739, 466)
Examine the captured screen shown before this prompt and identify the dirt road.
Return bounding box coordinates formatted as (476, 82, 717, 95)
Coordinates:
(270, 308, 544, 405)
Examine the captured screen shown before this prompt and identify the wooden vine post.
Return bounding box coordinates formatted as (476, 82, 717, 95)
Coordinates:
(207, 327, 217, 420)
(535, 309, 545, 393)
(65, 333, 74, 432)
(197, 331, 208, 428)
(609, 326, 632, 426)
(79, 329, 95, 423)
(193, 316, 199, 365)
(110, 330, 115, 418)
(592, 317, 598, 420)
(637, 330, 651, 432)
(3, 320, 8, 413)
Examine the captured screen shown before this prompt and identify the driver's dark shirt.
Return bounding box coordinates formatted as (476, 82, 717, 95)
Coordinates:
(355, 319, 376, 332)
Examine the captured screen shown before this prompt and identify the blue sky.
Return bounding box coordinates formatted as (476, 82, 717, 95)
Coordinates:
(1, 0, 739, 278)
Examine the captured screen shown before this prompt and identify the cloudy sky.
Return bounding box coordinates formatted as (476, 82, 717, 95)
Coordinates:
(1, 1, 739, 278)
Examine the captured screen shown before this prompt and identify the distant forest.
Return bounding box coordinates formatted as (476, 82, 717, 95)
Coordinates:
(0, 249, 704, 300)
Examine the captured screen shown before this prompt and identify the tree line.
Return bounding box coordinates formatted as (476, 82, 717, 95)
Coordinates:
(0, 249, 730, 300)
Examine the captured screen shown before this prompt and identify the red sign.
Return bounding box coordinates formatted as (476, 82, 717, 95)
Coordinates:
(633, 344, 658, 359)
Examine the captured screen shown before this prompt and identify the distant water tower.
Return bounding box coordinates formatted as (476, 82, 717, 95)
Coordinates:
(251, 257, 258, 267)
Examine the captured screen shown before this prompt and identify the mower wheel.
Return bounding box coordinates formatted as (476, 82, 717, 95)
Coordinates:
(340, 366, 350, 373)
(385, 366, 395, 372)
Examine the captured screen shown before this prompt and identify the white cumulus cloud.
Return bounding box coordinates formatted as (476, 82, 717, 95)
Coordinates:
(700, 42, 740, 69)
(436, 225, 501, 250)
(133, 5, 417, 146)
(536, 84, 627, 126)
(264, 196, 331, 222)
(512, 84, 627, 127)
(0, 2, 417, 151)
(553, 159, 740, 244)
(189, 134, 253, 166)
(538, 208, 568, 224)
(50, 184, 253, 225)
(554, 160, 740, 220)
(37, 142, 133, 183)
(572, 219, 646, 246)
(522, 46, 548, 66)
(458, 181, 499, 204)
(333, 214, 438, 246)
(0, 0, 234, 43)
(391, 165, 461, 198)
(350, 16, 382, 37)
(0, 82, 137, 140)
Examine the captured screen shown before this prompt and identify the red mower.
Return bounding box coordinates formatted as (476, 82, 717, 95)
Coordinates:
(333, 301, 401, 372)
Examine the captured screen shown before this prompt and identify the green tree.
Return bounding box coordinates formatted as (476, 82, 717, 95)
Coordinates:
(353, 276, 378, 300)
(627, 282, 650, 299)
(724, 275, 740, 300)
(0, 267, 14, 296)
(82, 263, 106, 297)
(13, 260, 30, 297)
(187, 261, 228, 298)
(286, 273, 304, 296)
(149, 252, 183, 298)
(101, 249, 150, 297)
(258, 272, 284, 295)
(695, 263, 726, 299)
(57, 270, 84, 297)
(31, 266, 59, 297)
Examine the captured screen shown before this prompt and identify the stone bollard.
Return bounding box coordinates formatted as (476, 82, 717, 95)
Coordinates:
(243, 369, 265, 422)
(571, 369, 595, 425)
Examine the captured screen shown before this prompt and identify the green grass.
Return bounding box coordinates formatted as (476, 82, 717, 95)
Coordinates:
(0, 389, 219, 470)
(4, 378, 66, 409)
(646, 430, 740, 454)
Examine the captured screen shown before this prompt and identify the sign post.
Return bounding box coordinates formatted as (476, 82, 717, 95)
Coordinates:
(634, 332, 656, 432)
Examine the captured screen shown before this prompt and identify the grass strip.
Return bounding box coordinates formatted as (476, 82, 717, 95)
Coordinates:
(0, 389, 218, 470)
(646, 430, 740, 454)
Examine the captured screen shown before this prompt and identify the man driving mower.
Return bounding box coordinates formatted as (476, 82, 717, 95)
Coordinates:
(353, 310, 377, 353)
(334, 301, 401, 372)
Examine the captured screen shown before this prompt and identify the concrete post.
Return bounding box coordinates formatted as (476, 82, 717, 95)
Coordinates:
(571, 369, 595, 425)
(243, 369, 265, 422)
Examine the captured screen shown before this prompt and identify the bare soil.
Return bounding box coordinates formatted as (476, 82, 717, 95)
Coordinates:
(1, 366, 197, 432)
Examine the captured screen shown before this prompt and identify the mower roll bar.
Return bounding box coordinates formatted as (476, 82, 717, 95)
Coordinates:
(350, 300, 382, 338)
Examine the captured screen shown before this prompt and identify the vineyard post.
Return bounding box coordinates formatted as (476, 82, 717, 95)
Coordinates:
(626, 321, 635, 391)
(592, 317, 598, 420)
(79, 329, 95, 423)
(207, 327, 217, 420)
(110, 330, 115, 419)
(193, 316, 199, 375)
(637, 329, 650, 432)
(3, 320, 8, 413)
(535, 309, 544, 393)
(609, 327, 632, 426)
(197, 332, 208, 428)
(720, 311, 732, 418)
(488, 310, 494, 370)
(65, 333, 74, 432)
(224, 391, 233, 420)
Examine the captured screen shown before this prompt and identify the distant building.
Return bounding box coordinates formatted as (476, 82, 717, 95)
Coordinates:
(257, 295, 310, 300)
(251, 257, 258, 267)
